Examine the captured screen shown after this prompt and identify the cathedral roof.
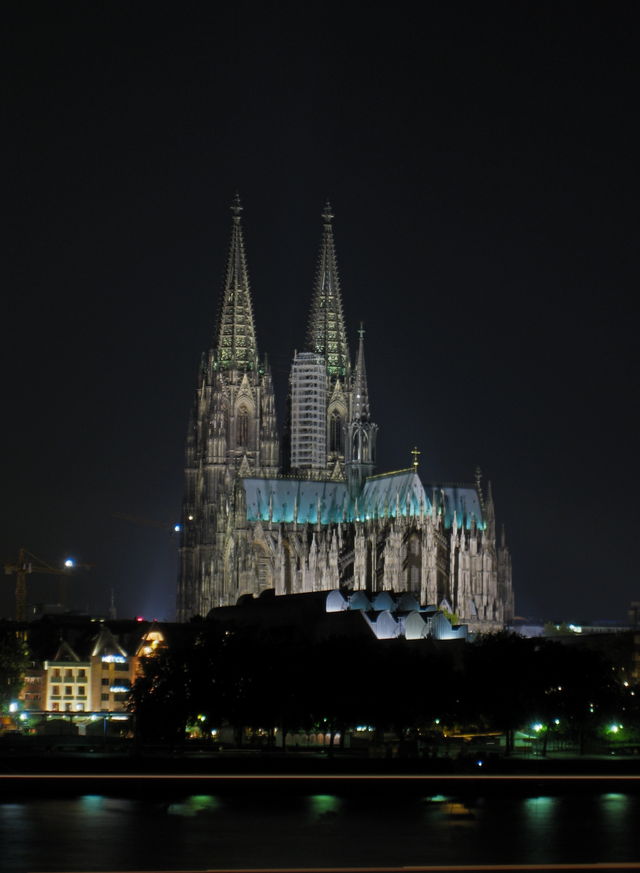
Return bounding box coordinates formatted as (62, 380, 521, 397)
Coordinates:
(426, 483, 485, 530)
(359, 470, 424, 518)
(242, 471, 485, 529)
(244, 477, 349, 524)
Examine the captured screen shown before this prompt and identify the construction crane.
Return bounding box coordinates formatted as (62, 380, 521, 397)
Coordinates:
(3, 547, 92, 621)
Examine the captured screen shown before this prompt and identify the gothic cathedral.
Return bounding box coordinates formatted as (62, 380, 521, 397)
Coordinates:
(176, 197, 514, 631)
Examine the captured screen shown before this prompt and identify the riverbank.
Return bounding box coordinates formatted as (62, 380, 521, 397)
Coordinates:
(3, 745, 640, 780)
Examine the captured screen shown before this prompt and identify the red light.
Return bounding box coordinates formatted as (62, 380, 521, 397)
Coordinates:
(135, 616, 144, 622)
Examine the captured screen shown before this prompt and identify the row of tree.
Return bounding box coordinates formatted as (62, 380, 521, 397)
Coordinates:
(129, 627, 637, 752)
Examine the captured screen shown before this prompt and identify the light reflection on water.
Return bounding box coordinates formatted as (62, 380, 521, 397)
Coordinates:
(1, 790, 640, 872)
(308, 793, 343, 819)
(167, 794, 223, 816)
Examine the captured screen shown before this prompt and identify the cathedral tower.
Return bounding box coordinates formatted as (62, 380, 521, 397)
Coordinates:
(176, 196, 279, 620)
(303, 202, 351, 475)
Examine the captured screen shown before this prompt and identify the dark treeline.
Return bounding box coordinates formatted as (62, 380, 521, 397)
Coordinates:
(129, 628, 638, 754)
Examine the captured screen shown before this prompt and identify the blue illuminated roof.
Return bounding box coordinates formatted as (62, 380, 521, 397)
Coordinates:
(359, 470, 427, 519)
(425, 483, 485, 530)
(242, 472, 485, 529)
(243, 478, 350, 524)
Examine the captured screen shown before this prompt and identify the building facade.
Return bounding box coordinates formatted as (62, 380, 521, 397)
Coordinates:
(177, 198, 514, 631)
(43, 627, 137, 713)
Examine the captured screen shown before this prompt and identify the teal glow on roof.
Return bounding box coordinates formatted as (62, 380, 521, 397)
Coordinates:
(360, 471, 428, 519)
(243, 479, 350, 524)
(242, 474, 485, 529)
(426, 484, 486, 530)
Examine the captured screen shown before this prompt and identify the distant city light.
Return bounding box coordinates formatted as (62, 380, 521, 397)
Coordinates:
(64, 558, 75, 568)
(532, 723, 544, 732)
(174, 524, 181, 532)
(188, 514, 194, 521)
(476, 760, 483, 767)
(9, 702, 18, 713)
(554, 718, 561, 725)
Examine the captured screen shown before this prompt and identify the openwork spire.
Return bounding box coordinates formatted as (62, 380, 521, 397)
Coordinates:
(215, 194, 258, 370)
(305, 201, 350, 380)
(352, 323, 371, 421)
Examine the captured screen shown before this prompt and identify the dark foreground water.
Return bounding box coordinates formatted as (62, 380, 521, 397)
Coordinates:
(2, 787, 640, 871)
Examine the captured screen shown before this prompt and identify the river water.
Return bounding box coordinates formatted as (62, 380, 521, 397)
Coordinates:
(2, 788, 639, 871)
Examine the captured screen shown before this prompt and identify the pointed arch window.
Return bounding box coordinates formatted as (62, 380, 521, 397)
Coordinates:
(237, 406, 249, 448)
(330, 410, 343, 454)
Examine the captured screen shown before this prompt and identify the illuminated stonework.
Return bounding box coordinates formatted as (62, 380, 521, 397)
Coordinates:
(176, 200, 514, 630)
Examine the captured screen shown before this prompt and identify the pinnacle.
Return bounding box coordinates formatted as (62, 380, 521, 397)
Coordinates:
(322, 199, 334, 224)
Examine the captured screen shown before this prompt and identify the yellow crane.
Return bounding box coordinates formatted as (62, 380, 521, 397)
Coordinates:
(3, 547, 92, 621)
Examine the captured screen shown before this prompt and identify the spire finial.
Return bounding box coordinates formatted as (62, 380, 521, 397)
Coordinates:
(358, 321, 365, 340)
(322, 199, 334, 224)
(231, 192, 243, 222)
(411, 446, 420, 470)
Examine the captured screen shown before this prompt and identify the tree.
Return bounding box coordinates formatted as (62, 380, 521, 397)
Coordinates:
(0, 624, 29, 712)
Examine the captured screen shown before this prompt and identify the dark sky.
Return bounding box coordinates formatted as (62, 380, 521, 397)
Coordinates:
(2, 2, 638, 622)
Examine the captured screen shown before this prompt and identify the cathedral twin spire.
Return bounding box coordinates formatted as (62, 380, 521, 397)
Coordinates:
(215, 194, 259, 371)
(305, 201, 351, 382)
(213, 196, 374, 475)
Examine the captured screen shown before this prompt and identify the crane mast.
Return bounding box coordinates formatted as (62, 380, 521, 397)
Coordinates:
(3, 547, 91, 621)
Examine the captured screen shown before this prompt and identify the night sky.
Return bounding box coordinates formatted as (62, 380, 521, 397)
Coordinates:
(3, 3, 638, 622)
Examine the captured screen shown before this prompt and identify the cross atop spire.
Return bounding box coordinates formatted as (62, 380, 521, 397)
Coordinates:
(306, 201, 350, 381)
(215, 195, 259, 371)
(352, 322, 371, 421)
